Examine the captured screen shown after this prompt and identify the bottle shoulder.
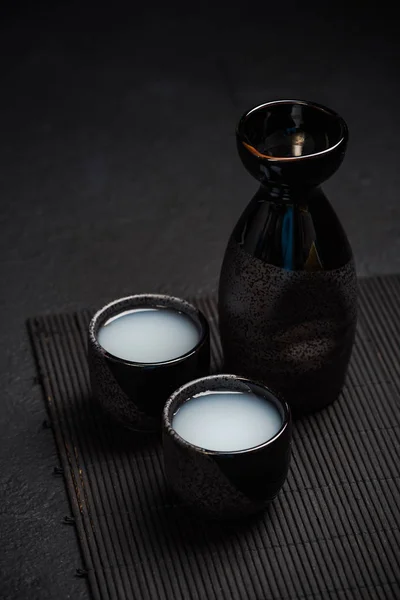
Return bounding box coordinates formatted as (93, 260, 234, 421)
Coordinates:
(231, 187, 353, 271)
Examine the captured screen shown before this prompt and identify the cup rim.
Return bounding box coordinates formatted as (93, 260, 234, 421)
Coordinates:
(89, 294, 210, 368)
(163, 373, 291, 456)
(236, 99, 348, 163)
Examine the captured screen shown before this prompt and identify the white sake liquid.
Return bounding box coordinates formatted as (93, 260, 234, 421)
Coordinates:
(172, 390, 282, 452)
(98, 308, 200, 363)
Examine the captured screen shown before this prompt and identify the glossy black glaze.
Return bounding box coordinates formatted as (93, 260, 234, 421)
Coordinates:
(236, 99, 348, 188)
(88, 295, 210, 431)
(162, 374, 292, 519)
(219, 100, 358, 416)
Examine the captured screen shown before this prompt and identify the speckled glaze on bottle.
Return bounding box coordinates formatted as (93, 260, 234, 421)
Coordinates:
(218, 100, 357, 416)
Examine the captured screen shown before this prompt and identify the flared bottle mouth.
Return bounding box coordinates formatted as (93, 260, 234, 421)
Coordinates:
(236, 100, 348, 162)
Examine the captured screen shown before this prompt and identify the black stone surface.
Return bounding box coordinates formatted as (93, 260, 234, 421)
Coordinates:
(1, 2, 400, 599)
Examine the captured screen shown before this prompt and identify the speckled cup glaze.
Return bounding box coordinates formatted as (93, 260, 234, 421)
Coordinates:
(162, 374, 291, 520)
(88, 295, 210, 432)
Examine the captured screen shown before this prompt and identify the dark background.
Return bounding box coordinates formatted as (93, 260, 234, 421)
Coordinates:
(0, 2, 399, 599)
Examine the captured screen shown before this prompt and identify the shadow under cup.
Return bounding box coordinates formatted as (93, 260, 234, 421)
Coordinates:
(162, 375, 292, 519)
(88, 295, 210, 432)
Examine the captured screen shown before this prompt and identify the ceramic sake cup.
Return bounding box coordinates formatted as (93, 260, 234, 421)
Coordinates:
(162, 374, 292, 519)
(88, 294, 210, 432)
